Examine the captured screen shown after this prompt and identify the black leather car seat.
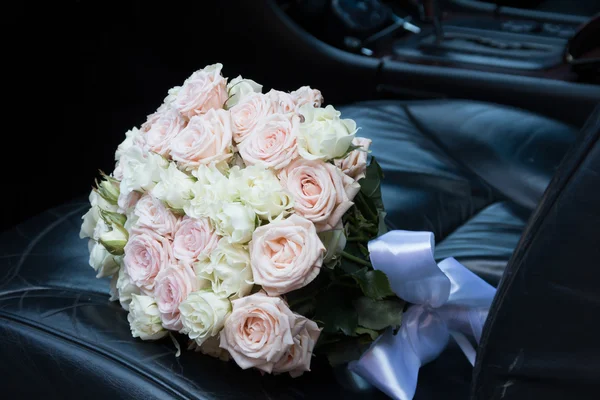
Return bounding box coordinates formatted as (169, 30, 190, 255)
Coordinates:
(473, 105, 600, 400)
(340, 100, 577, 285)
(0, 100, 584, 399)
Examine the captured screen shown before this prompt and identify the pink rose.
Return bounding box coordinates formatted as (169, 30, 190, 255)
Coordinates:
(124, 228, 174, 294)
(172, 63, 228, 119)
(291, 86, 323, 109)
(267, 89, 296, 114)
(238, 114, 300, 170)
(273, 317, 321, 377)
(170, 108, 233, 170)
(118, 190, 142, 214)
(250, 214, 324, 296)
(278, 159, 360, 231)
(154, 263, 199, 331)
(219, 292, 303, 373)
(144, 109, 186, 156)
(131, 194, 178, 238)
(335, 137, 372, 181)
(140, 108, 164, 133)
(230, 93, 275, 143)
(172, 216, 220, 264)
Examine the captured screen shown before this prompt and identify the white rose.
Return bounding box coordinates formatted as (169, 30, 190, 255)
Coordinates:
(230, 165, 293, 222)
(225, 75, 262, 108)
(80, 190, 118, 239)
(318, 221, 347, 264)
(152, 162, 195, 210)
(124, 211, 138, 233)
(88, 239, 121, 278)
(111, 267, 140, 311)
(120, 145, 168, 196)
(98, 221, 128, 255)
(213, 202, 256, 244)
(195, 238, 253, 299)
(297, 104, 357, 161)
(115, 127, 144, 161)
(127, 294, 168, 341)
(80, 207, 99, 240)
(184, 164, 235, 220)
(92, 218, 109, 241)
(110, 273, 119, 301)
(179, 289, 231, 346)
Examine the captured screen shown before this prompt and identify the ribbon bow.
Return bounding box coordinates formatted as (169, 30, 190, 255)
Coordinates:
(348, 230, 496, 400)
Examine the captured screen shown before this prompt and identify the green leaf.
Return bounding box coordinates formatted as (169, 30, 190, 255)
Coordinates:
(359, 157, 385, 212)
(354, 191, 378, 224)
(100, 239, 126, 256)
(292, 297, 317, 317)
(337, 248, 365, 275)
(324, 337, 371, 367)
(355, 326, 380, 341)
(314, 287, 358, 336)
(99, 209, 127, 227)
(354, 296, 405, 330)
(352, 268, 395, 300)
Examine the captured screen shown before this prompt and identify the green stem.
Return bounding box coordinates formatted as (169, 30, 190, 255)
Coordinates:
(356, 191, 378, 222)
(341, 251, 372, 267)
(349, 223, 378, 236)
(347, 236, 370, 242)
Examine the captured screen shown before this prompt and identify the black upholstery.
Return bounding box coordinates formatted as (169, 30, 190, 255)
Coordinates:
(0, 100, 579, 399)
(473, 106, 600, 399)
(340, 100, 576, 284)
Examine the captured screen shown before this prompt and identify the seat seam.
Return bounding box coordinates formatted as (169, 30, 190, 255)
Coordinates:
(400, 104, 500, 241)
(401, 104, 497, 197)
(435, 200, 506, 249)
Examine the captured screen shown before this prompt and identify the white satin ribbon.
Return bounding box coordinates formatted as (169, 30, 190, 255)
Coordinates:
(348, 230, 496, 400)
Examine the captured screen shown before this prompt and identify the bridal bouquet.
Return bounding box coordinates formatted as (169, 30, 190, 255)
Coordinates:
(80, 63, 399, 377)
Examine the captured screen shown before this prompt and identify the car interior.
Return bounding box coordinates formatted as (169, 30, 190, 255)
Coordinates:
(4, 0, 600, 399)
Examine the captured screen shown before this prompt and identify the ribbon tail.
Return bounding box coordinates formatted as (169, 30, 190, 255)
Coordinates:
(349, 329, 420, 400)
(349, 306, 449, 400)
(449, 331, 476, 366)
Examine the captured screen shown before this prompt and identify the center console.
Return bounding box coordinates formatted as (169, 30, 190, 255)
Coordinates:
(295, 0, 598, 83)
(269, 0, 599, 125)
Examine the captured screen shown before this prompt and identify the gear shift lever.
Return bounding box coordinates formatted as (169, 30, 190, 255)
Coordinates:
(419, 0, 444, 44)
